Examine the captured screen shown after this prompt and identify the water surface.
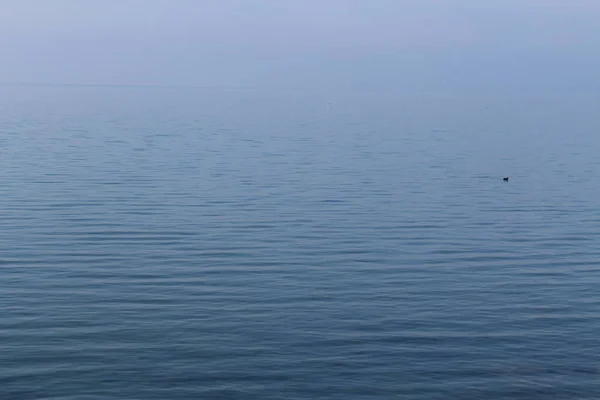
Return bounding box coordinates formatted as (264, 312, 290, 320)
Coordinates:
(2, 86, 600, 399)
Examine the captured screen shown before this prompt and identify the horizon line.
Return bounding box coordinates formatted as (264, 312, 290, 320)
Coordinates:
(0, 82, 261, 90)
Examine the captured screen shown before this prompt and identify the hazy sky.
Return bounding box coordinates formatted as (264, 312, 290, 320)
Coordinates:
(1, 0, 599, 91)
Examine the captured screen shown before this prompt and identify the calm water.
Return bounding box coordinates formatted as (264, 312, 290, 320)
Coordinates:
(2, 86, 600, 399)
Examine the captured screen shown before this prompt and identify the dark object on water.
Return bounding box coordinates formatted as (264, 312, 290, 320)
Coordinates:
(503, 177, 509, 182)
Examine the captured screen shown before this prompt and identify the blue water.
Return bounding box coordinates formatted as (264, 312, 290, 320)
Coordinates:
(2, 86, 600, 399)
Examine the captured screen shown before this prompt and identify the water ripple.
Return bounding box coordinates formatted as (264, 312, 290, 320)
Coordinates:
(1, 88, 600, 399)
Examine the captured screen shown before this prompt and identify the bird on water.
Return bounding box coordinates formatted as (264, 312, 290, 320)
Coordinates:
(503, 177, 509, 182)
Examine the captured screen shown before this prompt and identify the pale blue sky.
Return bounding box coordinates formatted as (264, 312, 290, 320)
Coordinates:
(1, 0, 598, 91)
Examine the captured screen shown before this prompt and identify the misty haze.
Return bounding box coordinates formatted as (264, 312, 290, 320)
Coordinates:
(2, 1, 600, 399)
